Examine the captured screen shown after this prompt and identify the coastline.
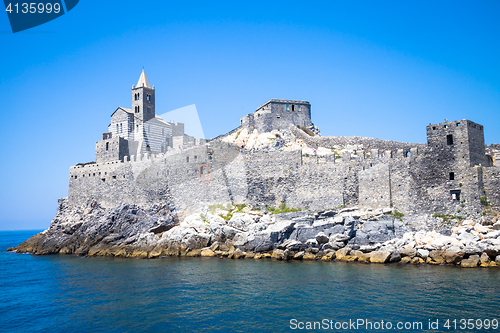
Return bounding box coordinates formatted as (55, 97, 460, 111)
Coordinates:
(10, 198, 500, 269)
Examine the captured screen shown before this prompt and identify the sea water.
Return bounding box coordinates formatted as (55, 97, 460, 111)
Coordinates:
(1, 230, 500, 333)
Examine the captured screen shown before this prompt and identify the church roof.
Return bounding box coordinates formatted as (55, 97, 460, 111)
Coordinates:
(136, 70, 151, 88)
(155, 114, 169, 125)
(110, 107, 133, 117)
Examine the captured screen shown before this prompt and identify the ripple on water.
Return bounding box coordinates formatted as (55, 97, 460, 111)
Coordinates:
(1, 231, 500, 333)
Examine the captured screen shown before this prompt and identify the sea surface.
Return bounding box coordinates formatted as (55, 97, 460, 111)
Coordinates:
(1, 230, 500, 333)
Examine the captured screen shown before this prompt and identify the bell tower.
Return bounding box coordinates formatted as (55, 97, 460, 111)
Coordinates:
(132, 70, 155, 122)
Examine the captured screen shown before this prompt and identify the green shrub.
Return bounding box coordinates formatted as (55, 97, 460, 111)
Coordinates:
(480, 196, 490, 206)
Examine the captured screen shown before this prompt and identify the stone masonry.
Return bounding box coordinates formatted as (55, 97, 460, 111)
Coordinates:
(69, 75, 500, 223)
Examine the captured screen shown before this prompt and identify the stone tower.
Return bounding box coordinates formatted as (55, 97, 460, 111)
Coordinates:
(240, 99, 312, 133)
(132, 70, 155, 122)
(426, 119, 487, 167)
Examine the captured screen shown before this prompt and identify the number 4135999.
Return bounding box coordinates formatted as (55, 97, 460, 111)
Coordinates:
(5, 3, 61, 14)
(444, 319, 498, 330)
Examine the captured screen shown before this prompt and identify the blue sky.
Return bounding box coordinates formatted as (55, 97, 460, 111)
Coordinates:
(0, 1, 499, 229)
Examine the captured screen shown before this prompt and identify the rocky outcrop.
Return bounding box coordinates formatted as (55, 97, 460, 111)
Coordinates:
(9, 198, 500, 268)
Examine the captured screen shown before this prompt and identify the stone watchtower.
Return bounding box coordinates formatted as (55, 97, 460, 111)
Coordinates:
(426, 119, 487, 167)
(132, 70, 155, 122)
(241, 99, 312, 133)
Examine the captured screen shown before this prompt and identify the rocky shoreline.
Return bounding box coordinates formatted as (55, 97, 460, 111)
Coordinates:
(9, 198, 500, 268)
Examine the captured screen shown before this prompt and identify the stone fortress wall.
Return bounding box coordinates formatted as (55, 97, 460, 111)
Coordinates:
(69, 117, 499, 220)
(69, 70, 499, 220)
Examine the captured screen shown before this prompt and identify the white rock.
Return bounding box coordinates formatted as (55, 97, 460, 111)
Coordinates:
(474, 224, 490, 234)
(485, 231, 500, 239)
(417, 249, 429, 259)
(333, 215, 344, 224)
(305, 239, 319, 247)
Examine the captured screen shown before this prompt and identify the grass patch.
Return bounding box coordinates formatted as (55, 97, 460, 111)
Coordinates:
(391, 211, 404, 221)
(200, 214, 209, 224)
(267, 203, 301, 214)
(234, 131, 241, 140)
(432, 213, 464, 224)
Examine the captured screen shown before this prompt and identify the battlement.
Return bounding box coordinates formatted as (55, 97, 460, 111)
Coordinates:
(254, 99, 310, 112)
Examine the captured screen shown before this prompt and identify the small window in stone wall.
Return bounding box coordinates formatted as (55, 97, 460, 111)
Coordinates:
(298, 105, 301, 111)
(457, 122, 460, 127)
(432, 127, 436, 130)
(449, 172, 455, 180)
(292, 105, 295, 111)
(286, 104, 289, 111)
(106, 142, 109, 151)
(447, 135, 454, 145)
(451, 190, 461, 201)
(187, 156, 189, 162)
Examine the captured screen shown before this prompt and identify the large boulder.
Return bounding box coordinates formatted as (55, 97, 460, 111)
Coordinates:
(335, 247, 352, 260)
(227, 213, 259, 231)
(444, 247, 464, 264)
(315, 232, 329, 244)
(428, 250, 446, 264)
(242, 230, 279, 252)
(369, 251, 392, 263)
(461, 255, 480, 268)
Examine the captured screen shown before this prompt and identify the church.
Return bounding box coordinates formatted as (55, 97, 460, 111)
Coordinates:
(95, 70, 195, 163)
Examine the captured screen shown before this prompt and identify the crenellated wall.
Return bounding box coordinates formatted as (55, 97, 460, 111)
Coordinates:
(70, 136, 493, 218)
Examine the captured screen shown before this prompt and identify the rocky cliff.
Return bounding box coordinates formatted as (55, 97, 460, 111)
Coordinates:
(11, 198, 500, 268)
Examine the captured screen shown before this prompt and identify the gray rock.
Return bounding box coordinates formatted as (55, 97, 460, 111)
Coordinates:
(389, 251, 401, 263)
(305, 238, 319, 248)
(315, 232, 329, 244)
(329, 233, 350, 243)
(243, 230, 278, 252)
